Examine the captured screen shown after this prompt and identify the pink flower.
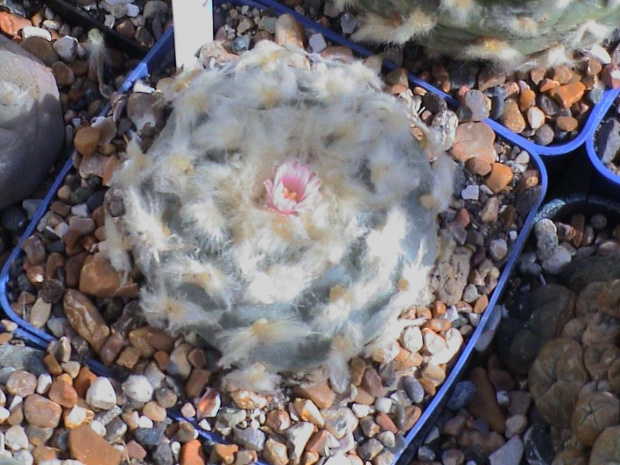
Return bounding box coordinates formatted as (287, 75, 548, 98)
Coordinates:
(264, 160, 321, 215)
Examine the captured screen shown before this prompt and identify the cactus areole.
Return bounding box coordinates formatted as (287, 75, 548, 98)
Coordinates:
(107, 42, 451, 391)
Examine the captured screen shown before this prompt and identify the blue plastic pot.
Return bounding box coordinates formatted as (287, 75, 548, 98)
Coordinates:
(0, 8, 549, 465)
(585, 87, 620, 198)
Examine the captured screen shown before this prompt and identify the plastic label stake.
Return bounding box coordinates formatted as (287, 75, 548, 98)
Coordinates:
(172, 0, 214, 69)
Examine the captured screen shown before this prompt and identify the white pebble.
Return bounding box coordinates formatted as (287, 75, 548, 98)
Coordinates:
(309, 33, 327, 53)
(496, 390, 510, 407)
(198, 419, 212, 431)
(0, 407, 9, 423)
(126, 3, 140, 16)
(14, 450, 34, 465)
(36, 373, 53, 395)
(21, 26, 52, 41)
(86, 377, 117, 410)
(400, 326, 423, 353)
(374, 397, 393, 413)
(5, 425, 28, 451)
(138, 415, 154, 428)
(461, 184, 479, 201)
(90, 420, 106, 436)
(586, 43, 612, 64)
(122, 375, 154, 402)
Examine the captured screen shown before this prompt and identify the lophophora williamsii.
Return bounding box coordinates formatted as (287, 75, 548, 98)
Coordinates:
(103, 41, 454, 393)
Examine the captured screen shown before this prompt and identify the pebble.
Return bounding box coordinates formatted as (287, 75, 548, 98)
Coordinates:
(23, 395, 62, 428)
(541, 247, 572, 274)
(489, 239, 508, 261)
(68, 424, 122, 465)
(501, 101, 526, 133)
(461, 185, 479, 201)
(5, 425, 28, 451)
(309, 33, 327, 53)
(233, 426, 266, 451)
(6, 371, 37, 397)
(86, 377, 117, 410)
(52, 36, 77, 62)
(122, 375, 153, 403)
(458, 90, 490, 122)
(488, 435, 523, 465)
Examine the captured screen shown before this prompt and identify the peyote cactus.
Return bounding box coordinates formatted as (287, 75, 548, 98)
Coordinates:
(105, 41, 453, 391)
(344, 0, 620, 68)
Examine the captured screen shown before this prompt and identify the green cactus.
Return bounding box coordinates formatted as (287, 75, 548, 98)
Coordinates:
(344, 0, 620, 68)
(105, 41, 454, 391)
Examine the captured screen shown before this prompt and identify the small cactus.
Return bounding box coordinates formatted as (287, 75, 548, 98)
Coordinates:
(344, 0, 620, 68)
(106, 41, 453, 391)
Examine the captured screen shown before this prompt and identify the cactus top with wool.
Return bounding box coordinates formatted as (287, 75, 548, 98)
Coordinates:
(108, 41, 450, 390)
(347, 0, 620, 68)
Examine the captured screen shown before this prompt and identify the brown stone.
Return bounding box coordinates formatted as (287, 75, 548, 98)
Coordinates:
(265, 409, 291, 433)
(43, 353, 63, 376)
(48, 379, 78, 408)
(24, 394, 62, 428)
(128, 327, 155, 358)
(63, 289, 110, 352)
(6, 370, 37, 397)
(74, 126, 101, 158)
(210, 443, 239, 464)
(116, 346, 142, 369)
(293, 381, 336, 410)
(0, 11, 31, 36)
(51, 61, 74, 86)
(33, 445, 58, 463)
(181, 439, 206, 465)
(99, 332, 125, 366)
(186, 369, 212, 399)
(126, 440, 147, 460)
(468, 367, 505, 434)
(451, 122, 496, 163)
(143, 401, 167, 422)
(361, 367, 386, 398)
(500, 101, 526, 134)
(485, 163, 513, 194)
(78, 256, 138, 298)
(556, 116, 579, 132)
(518, 89, 536, 111)
(548, 82, 586, 108)
(263, 438, 289, 465)
(146, 327, 175, 352)
(375, 412, 398, 434)
(68, 424, 122, 465)
(65, 252, 88, 288)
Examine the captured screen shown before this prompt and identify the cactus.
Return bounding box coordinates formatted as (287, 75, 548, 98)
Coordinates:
(106, 41, 453, 391)
(344, 0, 620, 68)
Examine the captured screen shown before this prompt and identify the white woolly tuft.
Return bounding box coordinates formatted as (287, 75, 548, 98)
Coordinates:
(221, 363, 283, 393)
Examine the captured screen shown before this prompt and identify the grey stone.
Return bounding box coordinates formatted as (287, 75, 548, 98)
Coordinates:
(0, 35, 63, 209)
(489, 436, 523, 465)
(447, 380, 477, 410)
(597, 119, 620, 164)
(457, 90, 490, 122)
(233, 426, 266, 451)
(0, 344, 46, 376)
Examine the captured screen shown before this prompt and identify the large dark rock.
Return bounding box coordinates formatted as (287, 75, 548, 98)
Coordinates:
(0, 34, 63, 209)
